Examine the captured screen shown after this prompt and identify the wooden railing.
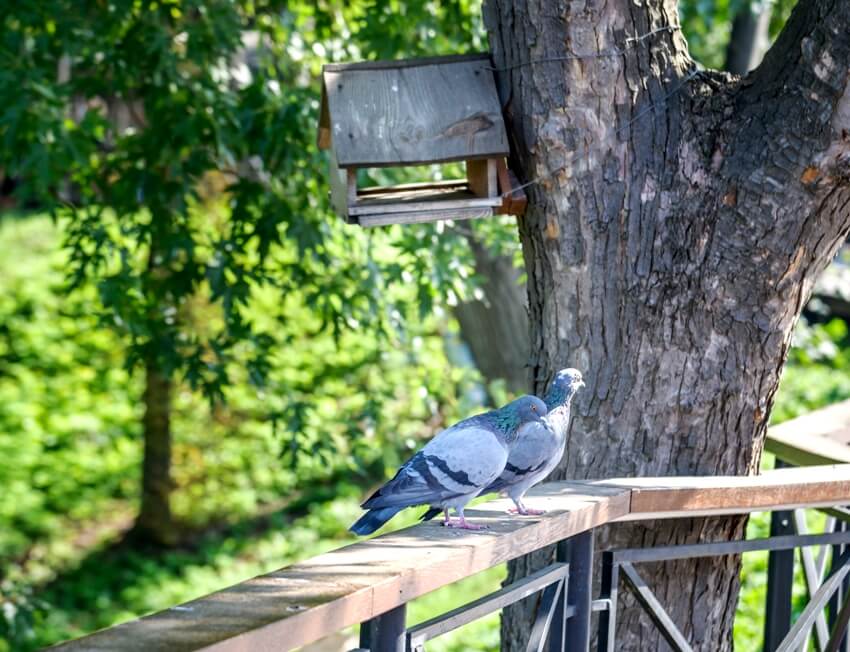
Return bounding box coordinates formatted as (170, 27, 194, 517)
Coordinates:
(766, 400, 850, 467)
(51, 401, 850, 652)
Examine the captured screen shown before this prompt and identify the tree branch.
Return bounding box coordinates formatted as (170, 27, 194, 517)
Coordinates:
(690, 0, 850, 308)
(730, 0, 850, 194)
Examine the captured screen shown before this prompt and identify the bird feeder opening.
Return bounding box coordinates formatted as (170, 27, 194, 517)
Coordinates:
(317, 54, 526, 227)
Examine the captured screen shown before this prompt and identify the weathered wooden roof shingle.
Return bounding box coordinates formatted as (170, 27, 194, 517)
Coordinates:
(318, 54, 509, 167)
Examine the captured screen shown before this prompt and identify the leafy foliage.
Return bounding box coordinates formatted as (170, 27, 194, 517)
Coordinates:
(679, 0, 798, 69)
(0, 214, 483, 557)
(0, 214, 486, 649)
(772, 317, 850, 422)
(0, 0, 501, 401)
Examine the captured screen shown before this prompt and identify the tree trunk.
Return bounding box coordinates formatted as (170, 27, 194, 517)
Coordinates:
(134, 361, 177, 545)
(725, 1, 773, 75)
(483, 0, 850, 649)
(454, 236, 529, 394)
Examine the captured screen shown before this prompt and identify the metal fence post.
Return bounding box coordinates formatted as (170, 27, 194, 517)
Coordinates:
(547, 539, 570, 652)
(565, 530, 594, 651)
(764, 459, 795, 652)
(359, 605, 407, 652)
(596, 551, 618, 652)
(359, 618, 372, 649)
(763, 507, 795, 651)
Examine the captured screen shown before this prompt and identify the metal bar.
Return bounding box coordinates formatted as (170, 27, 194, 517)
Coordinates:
(794, 509, 831, 651)
(764, 509, 796, 652)
(619, 562, 693, 652)
(547, 539, 570, 652)
(843, 552, 850, 652)
(817, 518, 835, 579)
(564, 530, 594, 652)
(830, 521, 850, 652)
(776, 548, 850, 652)
(812, 518, 837, 652)
(827, 587, 850, 652)
(527, 580, 564, 652)
(820, 507, 850, 524)
(369, 605, 406, 652)
(596, 553, 619, 652)
(610, 529, 850, 564)
(407, 563, 569, 648)
(818, 521, 839, 647)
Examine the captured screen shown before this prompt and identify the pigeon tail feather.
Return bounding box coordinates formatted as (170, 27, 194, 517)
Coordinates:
(420, 507, 442, 522)
(349, 506, 402, 535)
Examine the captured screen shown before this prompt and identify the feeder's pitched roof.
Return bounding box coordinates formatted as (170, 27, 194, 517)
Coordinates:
(318, 53, 509, 168)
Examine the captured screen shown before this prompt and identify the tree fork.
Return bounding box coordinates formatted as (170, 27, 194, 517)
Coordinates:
(483, 0, 850, 649)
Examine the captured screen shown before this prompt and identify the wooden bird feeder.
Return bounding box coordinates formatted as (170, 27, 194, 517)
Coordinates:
(317, 54, 526, 227)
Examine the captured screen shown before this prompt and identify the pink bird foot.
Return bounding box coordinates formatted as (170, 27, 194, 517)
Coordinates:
(507, 504, 546, 516)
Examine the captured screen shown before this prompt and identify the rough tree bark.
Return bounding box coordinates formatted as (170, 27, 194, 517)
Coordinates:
(454, 236, 529, 394)
(482, 0, 850, 649)
(134, 361, 177, 545)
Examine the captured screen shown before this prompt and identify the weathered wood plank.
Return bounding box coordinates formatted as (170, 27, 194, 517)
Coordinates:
(599, 464, 850, 520)
(51, 483, 630, 652)
(466, 159, 497, 198)
(766, 431, 850, 466)
(349, 191, 502, 216)
(323, 55, 509, 167)
(770, 400, 850, 440)
(357, 179, 468, 196)
(328, 155, 353, 221)
(766, 400, 850, 465)
(356, 206, 496, 227)
(317, 88, 331, 150)
(323, 53, 492, 73)
(496, 159, 527, 216)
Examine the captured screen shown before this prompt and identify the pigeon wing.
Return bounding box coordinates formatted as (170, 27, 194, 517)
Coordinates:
(484, 419, 556, 493)
(363, 425, 507, 510)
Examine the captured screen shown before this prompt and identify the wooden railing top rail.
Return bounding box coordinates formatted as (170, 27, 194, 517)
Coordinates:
(766, 399, 850, 466)
(601, 463, 850, 519)
(53, 463, 850, 652)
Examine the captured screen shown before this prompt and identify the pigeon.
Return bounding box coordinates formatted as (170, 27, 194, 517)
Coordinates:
(349, 395, 549, 535)
(482, 368, 584, 515)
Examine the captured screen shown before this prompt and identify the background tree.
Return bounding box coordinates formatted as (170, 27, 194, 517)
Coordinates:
(0, 0, 501, 545)
(484, 0, 850, 649)
(724, 0, 772, 74)
(453, 236, 529, 394)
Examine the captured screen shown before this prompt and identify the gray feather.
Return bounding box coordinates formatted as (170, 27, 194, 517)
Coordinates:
(483, 369, 584, 507)
(350, 394, 548, 535)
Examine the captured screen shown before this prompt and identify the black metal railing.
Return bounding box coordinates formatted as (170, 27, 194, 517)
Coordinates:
(355, 533, 593, 652)
(599, 526, 850, 652)
(761, 458, 850, 652)
(354, 508, 850, 652)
